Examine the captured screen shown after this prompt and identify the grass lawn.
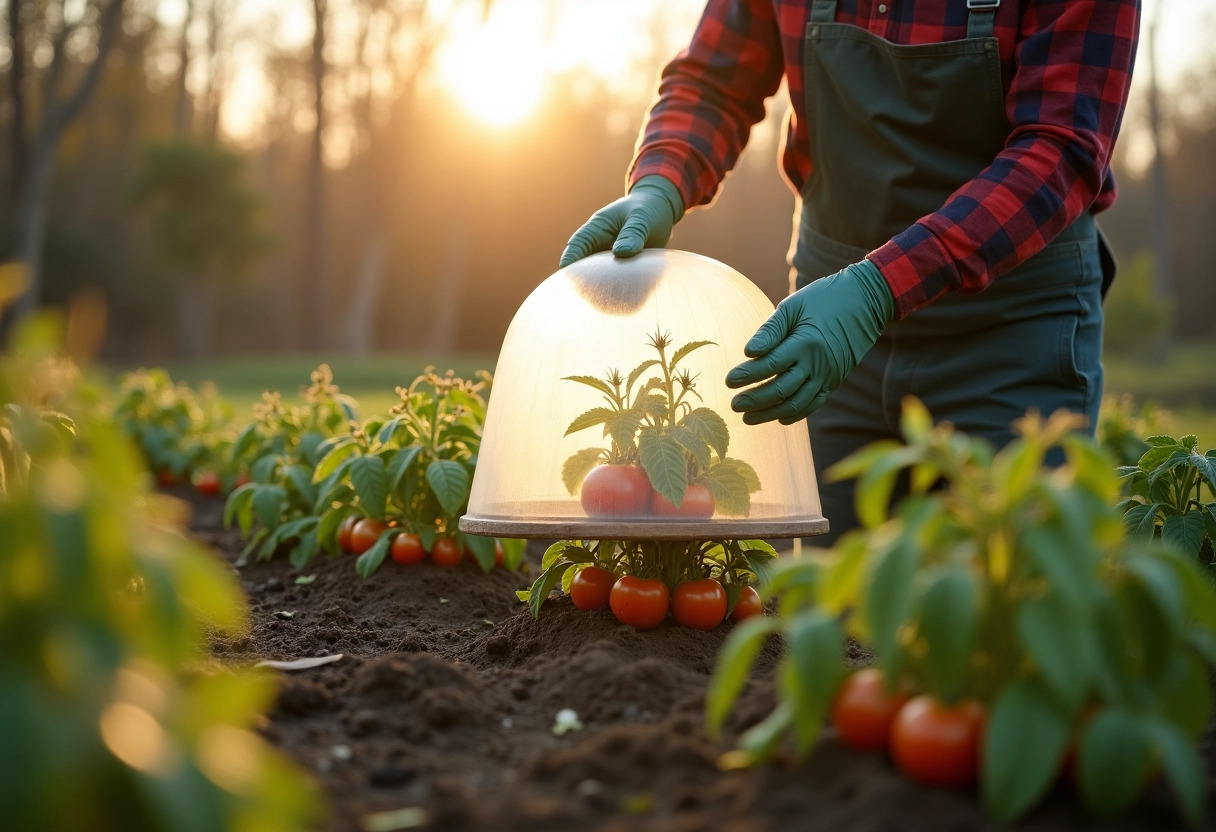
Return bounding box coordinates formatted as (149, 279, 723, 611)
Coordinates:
(155, 341, 1216, 443)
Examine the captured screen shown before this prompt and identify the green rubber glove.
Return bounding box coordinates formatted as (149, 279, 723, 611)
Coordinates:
(726, 260, 896, 425)
(558, 175, 684, 268)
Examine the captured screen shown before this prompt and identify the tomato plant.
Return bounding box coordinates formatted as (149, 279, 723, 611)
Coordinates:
(0, 317, 317, 831)
(569, 565, 616, 610)
(672, 578, 727, 630)
(890, 696, 985, 788)
(831, 669, 909, 752)
(392, 532, 427, 565)
(610, 576, 670, 630)
(562, 328, 760, 517)
(1117, 432, 1216, 567)
(337, 514, 359, 553)
(709, 399, 1216, 825)
(431, 537, 463, 567)
(730, 585, 763, 622)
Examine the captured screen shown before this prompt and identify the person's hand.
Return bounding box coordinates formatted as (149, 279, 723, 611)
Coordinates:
(559, 175, 684, 267)
(726, 260, 895, 425)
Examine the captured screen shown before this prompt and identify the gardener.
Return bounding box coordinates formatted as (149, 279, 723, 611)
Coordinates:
(558, 0, 1139, 543)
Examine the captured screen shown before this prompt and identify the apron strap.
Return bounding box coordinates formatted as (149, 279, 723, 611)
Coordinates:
(810, 0, 837, 24)
(966, 0, 999, 39)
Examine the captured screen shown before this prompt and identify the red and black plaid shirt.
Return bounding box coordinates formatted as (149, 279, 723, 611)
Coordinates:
(628, 0, 1141, 318)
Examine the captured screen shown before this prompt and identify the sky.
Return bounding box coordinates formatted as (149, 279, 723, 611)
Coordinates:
(155, 0, 1216, 167)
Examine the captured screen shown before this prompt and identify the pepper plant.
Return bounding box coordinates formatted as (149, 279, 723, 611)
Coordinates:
(1118, 433, 1216, 566)
(563, 329, 760, 516)
(708, 399, 1216, 824)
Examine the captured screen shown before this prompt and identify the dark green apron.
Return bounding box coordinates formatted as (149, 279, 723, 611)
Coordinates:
(798, 0, 1110, 544)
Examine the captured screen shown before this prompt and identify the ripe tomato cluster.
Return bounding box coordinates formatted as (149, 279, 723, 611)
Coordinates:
(337, 515, 503, 569)
(831, 669, 986, 789)
(581, 465, 715, 519)
(568, 566, 763, 631)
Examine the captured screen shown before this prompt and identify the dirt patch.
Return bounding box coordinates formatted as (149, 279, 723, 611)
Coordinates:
(180, 488, 1216, 832)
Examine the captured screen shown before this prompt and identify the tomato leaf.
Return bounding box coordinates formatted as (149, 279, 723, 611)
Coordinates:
(313, 440, 358, 482)
(982, 678, 1070, 823)
(565, 407, 615, 437)
(638, 428, 688, 507)
(917, 565, 977, 702)
(697, 461, 751, 517)
(668, 424, 711, 468)
(779, 610, 844, 756)
(461, 533, 496, 573)
(386, 444, 422, 493)
(681, 407, 729, 459)
(349, 455, 389, 519)
(1078, 709, 1154, 817)
(562, 374, 618, 400)
(562, 448, 605, 495)
(527, 561, 573, 619)
(231, 422, 260, 461)
(223, 482, 256, 531)
(1162, 512, 1207, 557)
(1015, 591, 1091, 711)
(499, 538, 525, 572)
(316, 507, 348, 556)
(864, 535, 920, 676)
(289, 530, 320, 568)
(669, 339, 715, 369)
(706, 615, 781, 739)
(252, 484, 286, 530)
(354, 529, 394, 579)
(625, 359, 660, 397)
(285, 464, 317, 506)
(603, 411, 642, 454)
(426, 459, 470, 516)
(1145, 716, 1206, 824)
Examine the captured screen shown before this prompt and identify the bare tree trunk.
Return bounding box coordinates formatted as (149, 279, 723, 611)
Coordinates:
(13, 0, 125, 320)
(7, 0, 27, 204)
(302, 0, 328, 350)
(202, 0, 225, 139)
(1147, 0, 1173, 354)
(174, 0, 194, 135)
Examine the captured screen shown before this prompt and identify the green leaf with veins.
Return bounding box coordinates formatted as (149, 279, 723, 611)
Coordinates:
(565, 407, 615, 437)
(562, 448, 606, 495)
(670, 340, 715, 369)
(638, 427, 688, 506)
(682, 407, 729, 458)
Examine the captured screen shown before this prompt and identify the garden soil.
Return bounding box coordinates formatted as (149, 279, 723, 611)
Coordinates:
(179, 491, 1216, 832)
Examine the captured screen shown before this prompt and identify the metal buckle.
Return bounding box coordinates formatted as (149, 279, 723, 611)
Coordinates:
(966, 0, 1000, 9)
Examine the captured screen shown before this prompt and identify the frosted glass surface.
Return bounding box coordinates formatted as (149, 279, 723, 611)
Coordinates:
(462, 250, 826, 539)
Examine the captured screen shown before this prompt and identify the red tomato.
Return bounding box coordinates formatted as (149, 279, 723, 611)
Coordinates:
(337, 515, 359, 553)
(652, 483, 715, 519)
(581, 464, 653, 517)
(672, 579, 727, 630)
(609, 576, 670, 630)
(890, 695, 985, 788)
(391, 533, 426, 565)
(195, 471, 221, 496)
(831, 669, 909, 751)
(569, 566, 616, 611)
(431, 537, 463, 568)
(234, 472, 252, 489)
(730, 585, 764, 622)
(157, 469, 177, 488)
(349, 518, 387, 555)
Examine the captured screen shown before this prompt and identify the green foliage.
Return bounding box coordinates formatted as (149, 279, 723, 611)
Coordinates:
(1118, 432, 1216, 567)
(113, 368, 236, 482)
(0, 317, 317, 832)
(562, 328, 759, 515)
(129, 139, 271, 283)
(521, 537, 777, 619)
(707, 399, 1216, 824)
(1102, 251, 1173, 356)
(1098, 394, 1172, 468)
(224, 364, 356, 566)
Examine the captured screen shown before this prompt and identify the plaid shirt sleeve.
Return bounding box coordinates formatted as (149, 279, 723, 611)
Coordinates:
(627, 0, 785, 212)
(869, 0, 1141, 317)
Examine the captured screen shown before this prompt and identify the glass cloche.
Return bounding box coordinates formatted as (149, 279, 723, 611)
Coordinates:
(460, 250, 828, 540)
